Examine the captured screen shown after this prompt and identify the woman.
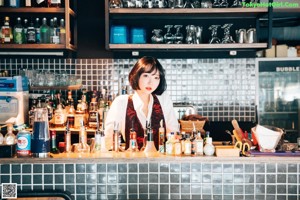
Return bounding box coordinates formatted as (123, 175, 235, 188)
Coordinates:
(104, 56, 179, 150)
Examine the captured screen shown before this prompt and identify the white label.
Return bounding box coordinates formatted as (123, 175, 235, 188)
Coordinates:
(10, 0, 16, 6)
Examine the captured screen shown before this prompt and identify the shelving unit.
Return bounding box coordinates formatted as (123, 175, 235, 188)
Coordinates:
(105, 2, 272, 53)
(0, 0, 77, 56)
(29, 84, 82, 91)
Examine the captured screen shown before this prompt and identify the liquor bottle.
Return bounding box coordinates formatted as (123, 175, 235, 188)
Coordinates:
(53, 104, 66, 128)
(47, 0, 61, 7)
(127, 121, 139, 152)
(52, 17, 59, 44)
(35, 18, 41, 43)
(28, 98, 37, 128)
(165, 132, 175, 155)
(49, 18, 54, 43)
(35, 0, 47, 7)
(158, 119, 165, 153)
(25, 0, 32, 7)
(50, 130, 60, 154)
(194, 131, 204, 156)
(13, 17, 23, 44)
(45, 98, 54, 122)
(184, 134, 192, 156)
(78, 120, 90, 153)
(67, 102, 75, 128)
(22, 19, 28, 44)
(40, 18, 50, 43)
(112, 121, 121, 152)
(27, 20, 36, 43)
(65, 121, 71, 153)
(1, 16, 13, 44)
(59, 18, 66, 44)
(8, 0, 20, 7)
(174, 138, 182, 156)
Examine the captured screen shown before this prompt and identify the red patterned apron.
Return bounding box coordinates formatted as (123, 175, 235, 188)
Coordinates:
(125, 94, 166, 150)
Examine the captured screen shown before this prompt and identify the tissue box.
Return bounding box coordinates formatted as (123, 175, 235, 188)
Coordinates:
(110, 25, 128, 44)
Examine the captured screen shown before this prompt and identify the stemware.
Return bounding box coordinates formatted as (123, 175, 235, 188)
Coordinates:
(151, 29, 164, 43)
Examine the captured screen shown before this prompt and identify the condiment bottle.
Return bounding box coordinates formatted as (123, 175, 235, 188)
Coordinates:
(184, 134, 192, 156)
(204, 137, 215, 156)
(194, 131, 204, 156)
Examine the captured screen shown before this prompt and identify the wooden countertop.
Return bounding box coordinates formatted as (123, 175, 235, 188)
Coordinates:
(1, 151, 300, 164)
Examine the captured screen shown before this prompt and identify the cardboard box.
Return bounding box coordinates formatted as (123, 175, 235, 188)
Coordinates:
(265, 45, 275, 57)
(276, 44, 288, 57)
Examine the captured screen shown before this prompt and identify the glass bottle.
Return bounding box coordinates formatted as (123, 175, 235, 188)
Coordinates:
(180, 131, 186, 154)
(4, 124, 16, 145)
(194, 131, 203, 156)
(50, 130, 59, 154)
(40, 18, 50, 43)
(174, 138, 182, 156)
(25, 0, 32, 7)
(13, 17, 23, 44)
(27, 20, 36, 44)
(35, 18, 41, 43)
(158, 119, 165, 153)
(0, 130, 3, 144)
(143, 123, 158, 153)
(53, 104, 66, 128)
(52, 17, 60, 44)
(35, 0, 47, 7)
(48, 0, 61, 7)
(1, 16, 13, 44)
(203, 137, 215, 156)
(165, 132, 174, 155)
(9, 0, 20, 7)
(59, 18, 66, 44)
(67, 102, 75, 128)
(22, 19, 28, 44)
(184, 134, 191, 156)
(49, 18, 54, 43)
(65, 121, 71, 153)
(127, 121, 139, 152)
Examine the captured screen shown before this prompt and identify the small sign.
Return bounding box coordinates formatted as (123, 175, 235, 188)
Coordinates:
(1, 183, 17, 199)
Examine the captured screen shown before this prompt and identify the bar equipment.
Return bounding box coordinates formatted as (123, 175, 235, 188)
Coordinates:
(208, 25, 221, 44)
(151, 29, 164, 44)
(221, 24, 235, 44)
(235, 28, 246, 43)
(174, 25, 184, 44)
(140, 121, 149, 151)
(0, 76, 29, 126)
(127, 120, 139, 152)
(212, 0, 220, 8)
(31, 108, 50, 158)
(246, 28, 257, 43)
(112, 121, 122, 152)
(185, 25, 196, 44)
(143, 121, 158, 153)
(164, 25, 174, 44)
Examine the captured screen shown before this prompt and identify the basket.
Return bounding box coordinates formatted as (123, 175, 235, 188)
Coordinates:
(179, 120, 206, 133)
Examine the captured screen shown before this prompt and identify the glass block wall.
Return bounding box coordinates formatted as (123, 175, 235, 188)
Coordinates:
(0, 58, 256, 122)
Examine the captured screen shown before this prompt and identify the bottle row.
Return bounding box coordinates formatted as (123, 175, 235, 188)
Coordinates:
(0, 0, 64, 8)
(1, 16, 66, 44)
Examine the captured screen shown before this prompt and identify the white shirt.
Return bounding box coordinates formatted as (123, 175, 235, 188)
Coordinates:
(104, 91, 179, 150)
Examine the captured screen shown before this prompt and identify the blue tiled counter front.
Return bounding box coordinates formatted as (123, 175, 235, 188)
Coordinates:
(0, 154, 300, 200)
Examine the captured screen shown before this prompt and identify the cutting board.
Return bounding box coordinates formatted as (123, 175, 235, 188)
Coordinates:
(250, 150, 300, 157)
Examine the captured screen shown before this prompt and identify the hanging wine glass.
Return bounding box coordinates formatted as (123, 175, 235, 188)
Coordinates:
(201, 0, 212, 8)
(184, 0, 194, 8)
(109, 0, 123, 8)
(208, 25, 221, 44)
(192, 0, 201, 8)
(231, 0, 242, 7)
(221, 24, 235, 44)
(151, 29, 164, 44)
(164, 25, 174, 44)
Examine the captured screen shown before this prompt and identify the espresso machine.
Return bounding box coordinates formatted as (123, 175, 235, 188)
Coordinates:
(0, 76, 29, 126)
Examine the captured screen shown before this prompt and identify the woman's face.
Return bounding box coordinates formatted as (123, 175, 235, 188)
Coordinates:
(138, 69, 160, 95)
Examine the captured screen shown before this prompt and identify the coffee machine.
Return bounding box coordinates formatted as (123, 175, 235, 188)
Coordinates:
(0, 76, 29, 126)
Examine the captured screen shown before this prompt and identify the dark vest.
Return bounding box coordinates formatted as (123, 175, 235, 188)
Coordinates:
(125, 94, 166, 150)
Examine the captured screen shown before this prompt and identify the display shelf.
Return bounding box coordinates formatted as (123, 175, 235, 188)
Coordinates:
(29, 84, 82, 91)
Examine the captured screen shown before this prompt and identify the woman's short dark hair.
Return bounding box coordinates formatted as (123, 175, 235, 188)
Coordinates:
(129, 56, 167, 95)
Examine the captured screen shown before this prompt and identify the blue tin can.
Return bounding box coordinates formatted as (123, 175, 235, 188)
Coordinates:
(17, 130, 32, 157)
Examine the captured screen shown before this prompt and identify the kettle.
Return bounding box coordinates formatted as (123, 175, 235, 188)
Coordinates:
(235, 29, 246, 43)
(246, 28, 257, 43)
(31, 108, 50, 158)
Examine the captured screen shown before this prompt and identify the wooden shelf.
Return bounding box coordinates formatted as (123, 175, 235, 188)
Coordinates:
(109, 8, 268, 17)
(30, 84, 82, 91)
(109, 43, 268, 50)
(0, 7, 65, 13)
(0, 44, 75, 50)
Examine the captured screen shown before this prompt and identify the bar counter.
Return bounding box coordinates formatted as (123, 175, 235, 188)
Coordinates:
(1, 152, 300, 200)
